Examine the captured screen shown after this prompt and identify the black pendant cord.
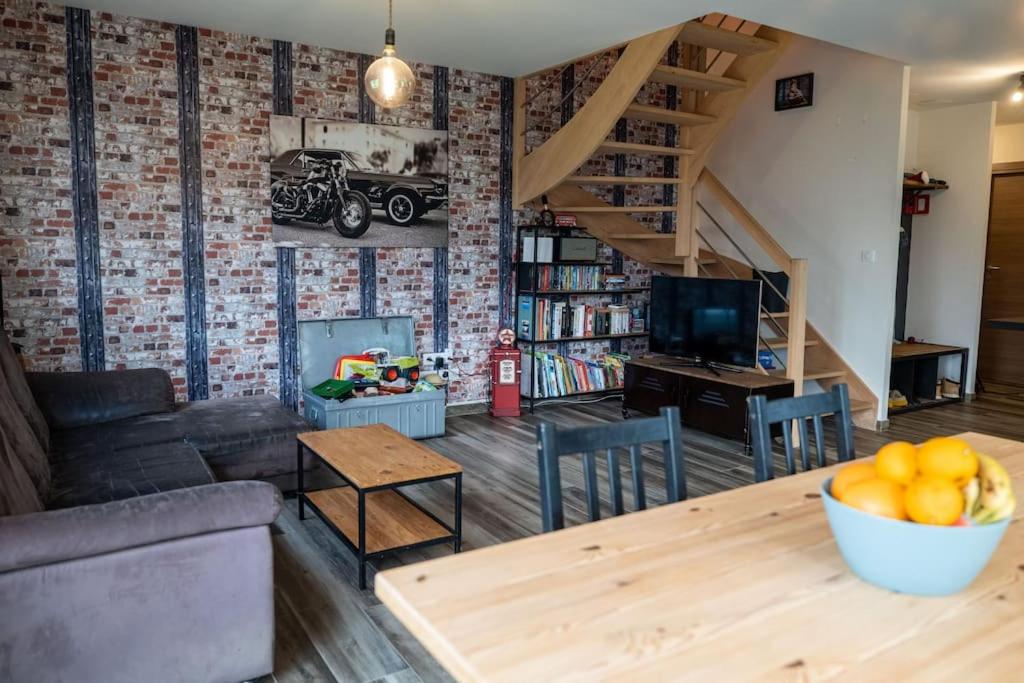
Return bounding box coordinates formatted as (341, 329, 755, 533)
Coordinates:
(357, 53, 377, 318)
(432, 65, 450, 353)
(65, 7, 105, 371)
(273, 39, 299, 410)
(176, 24, 210, 400)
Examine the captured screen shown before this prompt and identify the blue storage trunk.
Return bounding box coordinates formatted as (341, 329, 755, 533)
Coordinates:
(298, 316, 446, 439)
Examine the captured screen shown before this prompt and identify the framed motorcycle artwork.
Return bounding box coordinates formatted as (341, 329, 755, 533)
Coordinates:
(269, 114, 449, 248)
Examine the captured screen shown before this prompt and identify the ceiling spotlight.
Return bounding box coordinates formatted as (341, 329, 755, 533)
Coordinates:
(1013, 74, 1024, 103)
(365, 0, 417, 109)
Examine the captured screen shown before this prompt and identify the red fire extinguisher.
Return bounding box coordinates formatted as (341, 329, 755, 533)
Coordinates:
(489, 328, 521, 417)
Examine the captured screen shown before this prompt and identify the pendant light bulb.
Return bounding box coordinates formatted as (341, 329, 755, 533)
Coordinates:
(365, 0, 416, 109)
(1013, 74, 1024, 104)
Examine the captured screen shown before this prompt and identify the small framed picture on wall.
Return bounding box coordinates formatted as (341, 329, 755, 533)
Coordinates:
(775, 73, 814, 111)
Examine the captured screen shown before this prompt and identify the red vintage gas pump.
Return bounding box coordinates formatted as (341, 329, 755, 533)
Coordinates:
(489, 328, 521, 417)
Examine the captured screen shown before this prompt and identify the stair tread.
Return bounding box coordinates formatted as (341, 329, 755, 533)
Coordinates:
(770, 366, 846, 381)
(595, 141, 694, 156)
(760, 338, 821, 349)
(849, 399, 874, 413)
(649, 65, 746, 91)
(554, 206, 675, 213)
(625, 104, 717, 126)
(647, 256, 717, 265)
(677, 22, 778, 56)
(607, 232, 676, 239)
(567, 175, 685, 185)
(761, 310, 790, 318)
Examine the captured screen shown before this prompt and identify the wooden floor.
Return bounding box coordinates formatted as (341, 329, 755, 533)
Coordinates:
(258, 392, 1024, 682)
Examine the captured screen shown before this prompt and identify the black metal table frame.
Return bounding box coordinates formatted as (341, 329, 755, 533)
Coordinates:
(296, 441, 463, 589)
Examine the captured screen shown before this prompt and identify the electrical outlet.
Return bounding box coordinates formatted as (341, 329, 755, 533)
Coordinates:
(422, 351, 452, 371)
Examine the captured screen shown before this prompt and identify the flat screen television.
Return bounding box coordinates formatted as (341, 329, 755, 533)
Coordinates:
(649, 276, 762, 368)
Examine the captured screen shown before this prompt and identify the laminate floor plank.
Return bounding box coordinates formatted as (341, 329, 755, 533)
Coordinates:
(268, 393, 1024, 681)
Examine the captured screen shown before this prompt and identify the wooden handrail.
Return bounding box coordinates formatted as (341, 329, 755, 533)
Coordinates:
(513, 24, 681, 207)
(698, 168, 793, 274)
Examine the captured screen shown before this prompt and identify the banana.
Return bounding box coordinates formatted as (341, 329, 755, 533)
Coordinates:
(962, 477, 980, 517)
(970, 453, 1016, 524)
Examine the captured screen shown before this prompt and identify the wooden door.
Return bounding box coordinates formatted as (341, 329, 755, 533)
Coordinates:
(979, 170, 1024, 386)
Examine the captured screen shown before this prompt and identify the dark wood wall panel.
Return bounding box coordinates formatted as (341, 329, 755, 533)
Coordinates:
(65, 7, 105, 371)
(432, 65, 450, 352)
(175, 24, 209, 400)
(273, 39, 299, 410)
(357, 52, 377, 318)
(498, 76, 515, 330)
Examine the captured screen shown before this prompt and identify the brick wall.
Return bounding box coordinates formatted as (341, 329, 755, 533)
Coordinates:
(0, 0, 502, 404)
(0, 1, 79, 368)
(91, 13, 187, 393)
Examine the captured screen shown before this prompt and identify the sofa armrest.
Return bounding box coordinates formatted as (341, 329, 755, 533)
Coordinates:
(0, 481, 282, 573)
(26, 368, 176, 429)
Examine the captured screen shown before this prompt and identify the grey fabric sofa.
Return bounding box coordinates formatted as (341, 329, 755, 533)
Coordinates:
(0, 330, 312, 682)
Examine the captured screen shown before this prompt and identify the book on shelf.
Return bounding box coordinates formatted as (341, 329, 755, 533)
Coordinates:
(517, 297, 642, 340)
(520, 236, 554, 263)
(517, 263, 611, 292)
(521, 351, 630, 398)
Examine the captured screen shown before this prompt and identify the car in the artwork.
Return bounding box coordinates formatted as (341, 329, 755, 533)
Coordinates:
(271, 148, 447, 226)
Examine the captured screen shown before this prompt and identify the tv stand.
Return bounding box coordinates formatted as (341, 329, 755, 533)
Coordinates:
(623, 356, 794, 443)
(661, 357, 744, 377)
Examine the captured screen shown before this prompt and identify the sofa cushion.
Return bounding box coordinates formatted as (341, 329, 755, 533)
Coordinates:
(48, 411, 191, 460)
(0, 368, 50, 499)
(0, 427, 43, 516)
(175, 395, 312, 481)
(28, 368, 175, 430)
(47, 442, 215, 510)
(0, 330, 50, 452)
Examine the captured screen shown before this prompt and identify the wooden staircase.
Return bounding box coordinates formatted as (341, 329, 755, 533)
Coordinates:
(512, 14, 879, 426)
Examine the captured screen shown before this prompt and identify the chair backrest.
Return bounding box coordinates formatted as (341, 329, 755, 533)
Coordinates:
(747, 384, 856, 482)
(536, 406, 686, 532)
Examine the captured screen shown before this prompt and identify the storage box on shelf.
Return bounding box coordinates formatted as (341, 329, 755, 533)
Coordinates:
(514, 223, 650, 411)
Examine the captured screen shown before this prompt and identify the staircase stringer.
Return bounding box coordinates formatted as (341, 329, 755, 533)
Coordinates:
(513, 24, 682, 207)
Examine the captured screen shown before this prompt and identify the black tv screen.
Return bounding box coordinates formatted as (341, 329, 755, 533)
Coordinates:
(649, 276, 762, 367)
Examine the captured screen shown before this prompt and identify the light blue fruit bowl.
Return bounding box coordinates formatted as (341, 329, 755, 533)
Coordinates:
(821, 478, 1010, 596)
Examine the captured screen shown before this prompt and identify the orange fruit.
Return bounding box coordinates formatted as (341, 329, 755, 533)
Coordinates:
(917, 437, 979, 487)
(841, 478, 908, 520)
(831, 461, 878, 501)
(874, 441, 918, 485)
(904, 477, 965, 525)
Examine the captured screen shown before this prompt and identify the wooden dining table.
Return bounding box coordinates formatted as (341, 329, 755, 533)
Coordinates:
(376, 432, 1024, 682)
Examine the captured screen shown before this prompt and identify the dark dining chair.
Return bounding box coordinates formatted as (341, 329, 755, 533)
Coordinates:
(536, 406, 686, 533)
(747, 384, 856, 482)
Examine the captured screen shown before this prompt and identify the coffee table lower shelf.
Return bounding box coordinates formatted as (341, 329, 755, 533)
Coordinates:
(304, 486, 454, 555)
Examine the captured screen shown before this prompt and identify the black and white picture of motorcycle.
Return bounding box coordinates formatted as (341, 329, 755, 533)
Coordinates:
(270, 159, 372, 238)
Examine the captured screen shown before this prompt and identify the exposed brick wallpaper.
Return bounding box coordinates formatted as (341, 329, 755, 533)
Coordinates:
(199, 28, 278, 398)
(0, 0, 670, 403)
(0, 0, 502, 403)
(0, 1, 79, 369)
(91, 13, 186, 392)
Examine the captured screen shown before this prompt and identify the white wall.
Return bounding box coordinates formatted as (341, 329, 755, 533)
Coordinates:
(705, 36, 908, 422)
(904, 109, 920, 171)
(905, 102, 996, 394)
(993, 122, 1024, 163)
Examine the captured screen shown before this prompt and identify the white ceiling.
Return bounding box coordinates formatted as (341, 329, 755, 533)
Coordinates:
(73, 0, 1024, 123)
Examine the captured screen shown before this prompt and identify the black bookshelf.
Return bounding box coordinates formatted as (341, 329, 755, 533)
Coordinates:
(514, 223, 650, 413)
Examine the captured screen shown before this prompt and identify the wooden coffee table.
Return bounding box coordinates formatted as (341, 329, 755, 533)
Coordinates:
(296, 424, 463, 589)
